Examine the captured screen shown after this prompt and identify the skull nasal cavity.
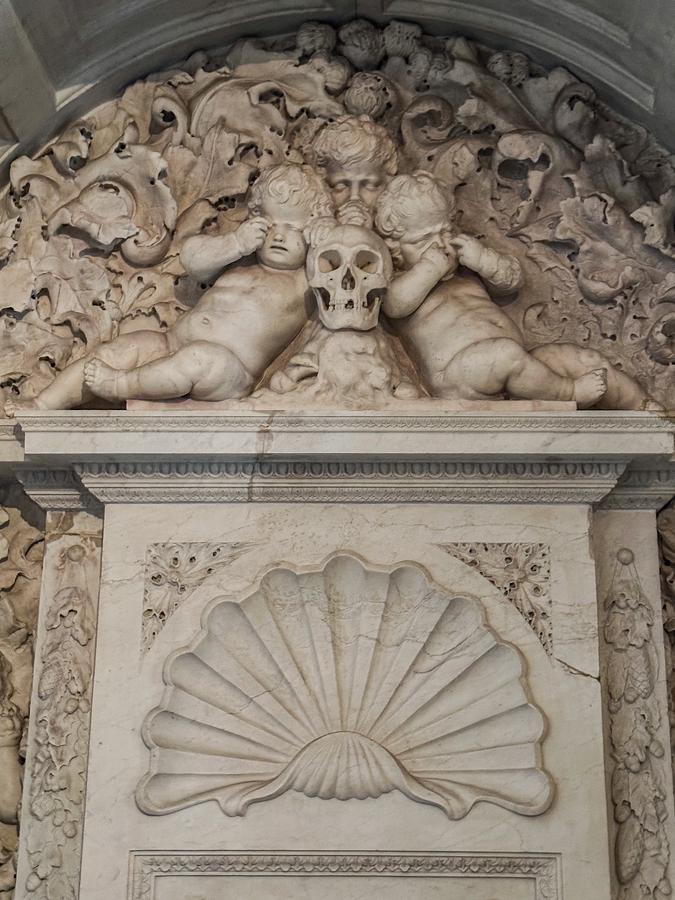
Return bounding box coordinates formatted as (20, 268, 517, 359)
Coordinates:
(342, 268, 355, 290)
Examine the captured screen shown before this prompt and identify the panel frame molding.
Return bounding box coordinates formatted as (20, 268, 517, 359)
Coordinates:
(128, 851, 562, 900)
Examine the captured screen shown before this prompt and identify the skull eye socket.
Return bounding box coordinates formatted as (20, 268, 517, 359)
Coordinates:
(318, 250, 342, 272)
(354, 250, 380, 273)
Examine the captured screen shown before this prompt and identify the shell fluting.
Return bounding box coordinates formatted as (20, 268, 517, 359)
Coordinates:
(137, 554, 553, 819)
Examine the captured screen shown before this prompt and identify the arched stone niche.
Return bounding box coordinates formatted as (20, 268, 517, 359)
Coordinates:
(0, 14, 673, 900)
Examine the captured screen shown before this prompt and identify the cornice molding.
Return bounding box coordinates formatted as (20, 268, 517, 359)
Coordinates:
(16, 467, 101, 513)
(74, 458, 627, 504)
(599, 465, 675, 511)
(2, 412, 672, 508)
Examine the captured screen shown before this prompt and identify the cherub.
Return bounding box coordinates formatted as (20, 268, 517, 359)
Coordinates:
(310, 114, 398, 226)
(6, 164, 333, 411)
(375, 171, 608, 406)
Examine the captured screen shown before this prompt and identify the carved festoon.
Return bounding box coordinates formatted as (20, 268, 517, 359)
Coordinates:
(0, 502, 43, 900)
(0, 18, 672, 413)
(19, 513, 102, 900)
(605, 548, 671, 899)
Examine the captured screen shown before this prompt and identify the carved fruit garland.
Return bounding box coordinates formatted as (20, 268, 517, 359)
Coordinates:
(605, 548, 671, 900)
(25, 537, 99, 900)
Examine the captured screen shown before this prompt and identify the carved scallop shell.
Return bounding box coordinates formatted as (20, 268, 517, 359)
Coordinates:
(137, 554, 553, 818)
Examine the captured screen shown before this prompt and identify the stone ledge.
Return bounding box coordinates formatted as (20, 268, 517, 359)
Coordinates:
(7, 410, 675, 462)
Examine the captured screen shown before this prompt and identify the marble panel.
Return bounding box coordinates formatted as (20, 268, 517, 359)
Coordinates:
(76, 501, 610, 900)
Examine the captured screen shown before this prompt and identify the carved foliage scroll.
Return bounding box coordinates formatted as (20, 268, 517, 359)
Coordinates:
(142, 541, 257, 653)
(605, 548, 671, 900)
(137, 553, 553, 820)
(438, 542, 552, 654)
(21, 513, 102, 900)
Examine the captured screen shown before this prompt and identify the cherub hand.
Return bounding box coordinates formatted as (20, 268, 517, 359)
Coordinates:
(235, 217, 269, 256)
(448, 233, 484, 271)
(421, 243, 457, 278)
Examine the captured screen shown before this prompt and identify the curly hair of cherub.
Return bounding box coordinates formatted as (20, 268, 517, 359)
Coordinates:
(310, 115, 398, 176)
(375, 171, 455, 241)
(248, 164, 334, 223)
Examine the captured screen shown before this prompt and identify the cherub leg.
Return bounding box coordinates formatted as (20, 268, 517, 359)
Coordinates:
(440, 338, 607, 406)
(531, 343, 661, 410)
(5, 331, 169, 414)
(84, 341, 254, 402)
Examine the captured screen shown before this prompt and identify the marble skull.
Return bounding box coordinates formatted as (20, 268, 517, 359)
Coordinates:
(307, 224, 392, 331)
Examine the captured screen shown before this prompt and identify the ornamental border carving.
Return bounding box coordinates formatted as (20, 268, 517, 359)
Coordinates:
(75, 459, 625, 504)
(128, 851, 561, 900)
(16, 413, 675, 434)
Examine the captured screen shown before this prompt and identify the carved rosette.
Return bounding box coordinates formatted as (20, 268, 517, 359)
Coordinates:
(605, 548, 671, 899)
(0, 502, 43, 900)
(142, 541, 257, 653)
(438, 542, 552, 654)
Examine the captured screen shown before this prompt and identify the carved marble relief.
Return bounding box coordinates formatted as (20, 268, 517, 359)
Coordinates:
(0, 502, 43, 900)
(0, 19, 672, 413)
(604, 548, 671, 900)
(129, 852, 561, 900)
(658, 502, 675, 787)
(438, 542, 552, 654)
(143, 541, 257, 653)
(19, 513, 102, 900)
(137, 553, 553, 819)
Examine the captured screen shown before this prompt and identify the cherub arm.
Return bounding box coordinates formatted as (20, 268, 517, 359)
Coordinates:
(384, 247, 456, 318)
(180, 217, 269, 282)
(449, 234, 522, 296)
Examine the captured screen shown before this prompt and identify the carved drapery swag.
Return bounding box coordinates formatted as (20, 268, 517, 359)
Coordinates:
(0, 18, 672, 412)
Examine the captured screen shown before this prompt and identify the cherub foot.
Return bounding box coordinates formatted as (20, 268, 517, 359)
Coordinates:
(3, 396, 44, 417)
(573, 368, 608, 408)
(83, 359, 128, 401)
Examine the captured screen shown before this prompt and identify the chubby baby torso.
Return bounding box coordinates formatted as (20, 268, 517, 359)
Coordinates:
(394, 273, 524, 383)
(169, 263, 310, 377)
